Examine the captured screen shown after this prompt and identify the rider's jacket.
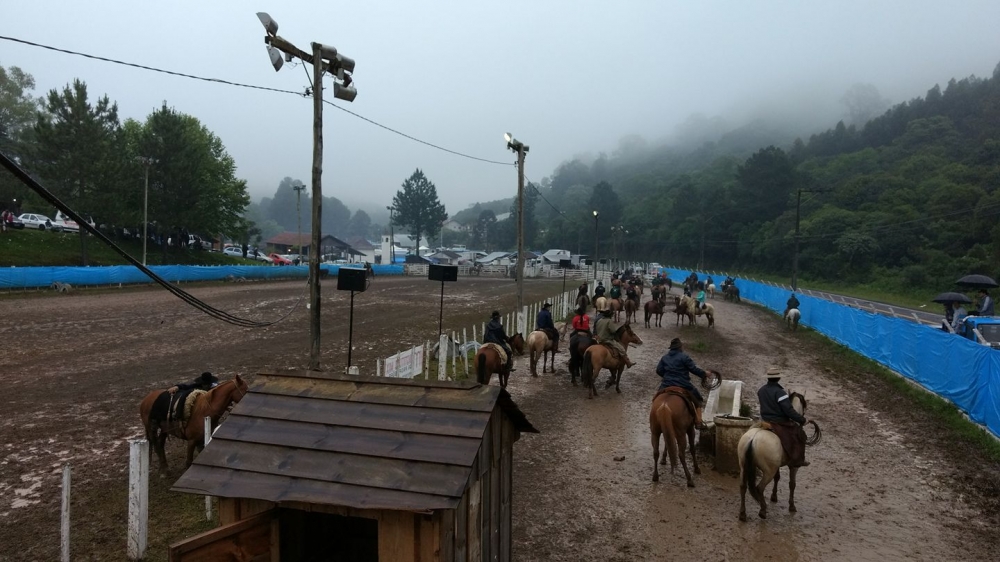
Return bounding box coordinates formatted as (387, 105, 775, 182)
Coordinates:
(594, 285, 606, 298)
(536, 309, 556, 331)
(787, 296, 800, 309)
(757, 381, 806, 424)
(484, 319, 508, 345)
(572, 314, 590, 332)
(655, 349, 706, 392)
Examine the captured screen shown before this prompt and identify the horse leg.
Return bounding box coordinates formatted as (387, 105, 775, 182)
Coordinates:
(788, 467, 798, 513)
(677, 431, 694, 487)
(771, 469, 780, 502)
(651, 424, 661, 482)
(688, 425, 701, 475)
(148, 424, 169, 472)
(615, 367, 623, 394)
(757, 467, 777, 519)
(739, 473, 748, 522)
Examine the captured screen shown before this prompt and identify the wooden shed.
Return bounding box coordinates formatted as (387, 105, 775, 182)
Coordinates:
(169, 372, 537, 562)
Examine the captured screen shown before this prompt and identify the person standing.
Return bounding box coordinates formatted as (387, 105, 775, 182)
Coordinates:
(654, 338, 710, 427)
(757, 367, 810, 467)
(978, 289, 994, 316)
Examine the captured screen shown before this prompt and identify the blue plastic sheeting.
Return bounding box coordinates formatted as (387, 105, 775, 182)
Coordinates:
(0, 263, 404, 289)
(661, 267, 1000, 438)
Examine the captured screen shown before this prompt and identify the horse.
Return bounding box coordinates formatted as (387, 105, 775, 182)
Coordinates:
(673, 297, 695, 326)
(651, 285, 666, 302)
(594, 296, 608, 312)
(475, 333, 525, 389)
(609, 297, 623, 321)
(724, 284, 741, 303)
(568, 331, 594, 385)
(576, 292, 591, 311)
(738, 393, 812, 521)
(650, 388, 701, 486)
(644, 297, 666, 328)
(785, 308, 801, 331)
(624, 298, 638, 324)
(680, 295, 715, 328)
(526, 330, 557, 376)
(139, 376, 249, 472)
(707, 283, 716, 299)
(580, 324, 643, 398)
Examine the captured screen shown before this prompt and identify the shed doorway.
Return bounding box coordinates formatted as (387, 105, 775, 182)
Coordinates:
(280, 508, 378, 562)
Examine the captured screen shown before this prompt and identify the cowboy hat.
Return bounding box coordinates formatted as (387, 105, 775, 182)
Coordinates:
(542, 302, 552, 308)
(766, 366, 782, 379)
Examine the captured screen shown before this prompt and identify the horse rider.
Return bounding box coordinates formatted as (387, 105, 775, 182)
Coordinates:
(594, 308, 635, 369)
(168, 371, 219, 394)
(655, 338, 709, 428)
(757, 367, 810, 467)
(784, 293, 801, 317)
(609, 282, 622, 301)
(706, 275, 714, 288)
(571, 305, 591, 336)
(626, 283, 639, 305)
(695, 283, 707, 310)
(484, 311, 516, 372)
(594, 281, 606, 299)
(536, 302, 560, 353)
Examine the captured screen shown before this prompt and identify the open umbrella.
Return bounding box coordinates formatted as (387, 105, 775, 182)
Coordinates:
(956, 274, 999, 289)
(932, 292, 972, 304)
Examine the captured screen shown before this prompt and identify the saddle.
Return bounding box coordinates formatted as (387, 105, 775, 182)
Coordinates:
(483, 343, 509, 365)
(759, 420, 806, 465)
(169, 389, 206, 424)
(599, 342, 622, 360)
(654, 386, 697, 418)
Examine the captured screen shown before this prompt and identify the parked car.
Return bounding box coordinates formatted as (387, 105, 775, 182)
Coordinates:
(18, 213, 60, 231)
(223, 246, 246, 258)
(54, 211, 85, 233)
(269, 253, 293, 266)
(2, 213, 24, 229)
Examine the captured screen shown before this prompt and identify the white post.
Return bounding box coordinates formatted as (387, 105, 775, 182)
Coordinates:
(425, 341, 430, 378)
(521, 305, 529, 336)
(204, 417, 213, 521)
(438, 334, 448, 381)
(462, 328, 469, 376)
(472, 323, 478, 345)
(376, 358, 381, 377)
(127, 439, 148, 560)
(452, 331, 458, 375)
(61, 465, 71, 562)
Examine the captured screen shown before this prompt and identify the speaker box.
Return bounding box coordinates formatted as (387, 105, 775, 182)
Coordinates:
(428, 264, 458, 282)
(559, 259, 573, 268)
(337, 267, 368, 292)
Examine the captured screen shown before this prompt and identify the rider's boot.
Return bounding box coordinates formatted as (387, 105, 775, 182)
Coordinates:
(624, 354, 635, 369)
(695, 407, 707, 429)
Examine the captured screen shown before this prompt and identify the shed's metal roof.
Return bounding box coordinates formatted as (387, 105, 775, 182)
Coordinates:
(172, 372, 536, 512)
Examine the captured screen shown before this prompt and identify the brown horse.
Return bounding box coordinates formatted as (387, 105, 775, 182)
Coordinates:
(650, 388, 701, 486)
(624, 298, 638, 324)
(673, 297, 695, 326)
(475, 333, 525, 388)
(568, 331, 594, 385)
(644, 297, 666, 328)
(609, 297, 623, 321)
(139, 376, 249, 472)
(580, 324, 643, 398)
(651, 285, 665, 302)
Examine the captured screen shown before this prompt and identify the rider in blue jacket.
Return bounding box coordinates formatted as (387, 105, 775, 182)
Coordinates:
(536, 303, 559, 353)
(655, 338, 710, 427)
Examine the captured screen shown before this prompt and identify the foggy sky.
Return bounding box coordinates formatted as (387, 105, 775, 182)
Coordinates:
(5, 1, 1000, 218)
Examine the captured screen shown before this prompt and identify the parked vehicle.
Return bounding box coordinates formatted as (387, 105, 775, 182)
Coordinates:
(18, 213, 60, 231)
(223, 247, 246, 258)
(269, 253, 293, 266)
(957, 316, 1000, 349)
(52, 212, 79, 233)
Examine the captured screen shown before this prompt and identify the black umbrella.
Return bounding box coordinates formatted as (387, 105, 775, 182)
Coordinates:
(956, 274, 999, 289)
(932, 292, 972, 304)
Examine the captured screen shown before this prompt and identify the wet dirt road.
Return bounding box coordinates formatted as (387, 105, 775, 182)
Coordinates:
(508, 290, 999, 562)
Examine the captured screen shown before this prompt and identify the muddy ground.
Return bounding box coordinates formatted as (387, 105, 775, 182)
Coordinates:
(1, 276, 998, 561)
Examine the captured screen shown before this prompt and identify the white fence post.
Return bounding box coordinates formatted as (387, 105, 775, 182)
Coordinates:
(204, 417, 213, 521)
(425, 342, 430, 378)
(127, 439, 148, 560)
(438, 334, 448, 381)
(463, 328, 469, 376)
(451, 331, 458, 375)
(472, 323, 478, 345)
(61, 465, 71, 562)
(376, 358, 381, 377)
(521, 305, 529, 336)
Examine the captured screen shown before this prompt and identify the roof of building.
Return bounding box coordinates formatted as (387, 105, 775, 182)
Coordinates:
(476, 251, 511, 264)
(347, 237, 376, 251)
(172, 372, 536, 512)
(430, 250, 462, 260)
(265, 232, 365, 256)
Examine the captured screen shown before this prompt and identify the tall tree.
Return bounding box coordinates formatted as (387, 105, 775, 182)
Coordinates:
(33, 79, 121, 264)
(347, 209, 372, 239)
(265, 177, 307, 232)
(392, 169, 447, 253)
(0, 64, 39, 208)
(471, 209, 497, 251)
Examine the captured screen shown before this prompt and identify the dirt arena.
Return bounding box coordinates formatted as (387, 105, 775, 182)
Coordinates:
(1, 276, 998, 561)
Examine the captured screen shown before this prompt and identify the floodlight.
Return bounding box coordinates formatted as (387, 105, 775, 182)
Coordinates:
(334, 82, 358, 102)
(593, 210, 599, 217)
(256, 12, 279, 36)
(317, 43, 338, 61)
(504, 132, 512, 143)
(335, 54, 356, 73)
(266, 45, 284, 72)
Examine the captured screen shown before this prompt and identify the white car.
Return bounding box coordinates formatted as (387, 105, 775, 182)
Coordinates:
(52, 212, 79, 233)
(18, 213, 60, 231)
(223, 247, 245, 258)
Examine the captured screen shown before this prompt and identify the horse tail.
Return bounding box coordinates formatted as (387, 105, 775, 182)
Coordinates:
(477, 351, 488, 385)
(659, 401, 679, 471)
(582, 348, 594, 387)
(529, 346, 538, 372)
(743, 436, 763, 503)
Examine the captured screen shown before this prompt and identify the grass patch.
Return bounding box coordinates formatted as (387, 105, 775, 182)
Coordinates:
(0, 228, 257, 267)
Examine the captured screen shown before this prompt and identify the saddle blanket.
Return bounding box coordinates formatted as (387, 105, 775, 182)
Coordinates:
(758, 420, 806, 464)
(483, 343, 508, 365)
(654, 386, 697, 417)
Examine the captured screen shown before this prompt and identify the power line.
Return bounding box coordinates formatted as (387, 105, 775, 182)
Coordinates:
(0, 34, 512, 167)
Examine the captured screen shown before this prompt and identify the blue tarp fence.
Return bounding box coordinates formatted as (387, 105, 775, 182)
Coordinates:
(661, 267, 1000, 439)
(0, 264, 404, 289)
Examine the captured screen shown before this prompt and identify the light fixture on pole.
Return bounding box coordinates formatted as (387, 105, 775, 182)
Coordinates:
(592, 210, 599, 280)
(136, 156, 157, 266)
(257, 12, 358, 370)
(504, 132, 529, 315)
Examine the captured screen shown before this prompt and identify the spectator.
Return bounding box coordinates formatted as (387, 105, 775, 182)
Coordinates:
(978, 289, 994, 316)
(952, 303, 969, 334)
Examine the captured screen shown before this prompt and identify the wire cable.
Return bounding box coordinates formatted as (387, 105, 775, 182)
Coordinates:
(0, 34, 512, 167)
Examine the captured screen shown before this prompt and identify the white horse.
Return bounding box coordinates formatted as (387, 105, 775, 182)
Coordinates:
(707, 283, 716, 299)
(680, 295, 715, 327)
(594, 296, 608, 312)
(785, 308, 801, 331)
(738, 393, 808, 521)
(525, 330, 556, 376)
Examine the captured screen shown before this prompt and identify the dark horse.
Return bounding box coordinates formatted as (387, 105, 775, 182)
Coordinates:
(475, 334, 525, 389)
(139, 376, 249, 471)
(568, 331, 594, 385)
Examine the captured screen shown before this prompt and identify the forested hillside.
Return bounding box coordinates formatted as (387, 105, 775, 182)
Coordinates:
(488, 63, 1000, 293)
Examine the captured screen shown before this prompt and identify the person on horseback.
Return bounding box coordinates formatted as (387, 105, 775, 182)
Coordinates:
(594, 308, 635, 368)
(696, 283, 707, 310)
(609, 283, 622, 300)
(784, 293, 801, 317)
(757, 367, 810, 467)
(594, 281, 606, 299)
(484, 311, 516, 372)
(706, 276, 714, 288)
(654, 338, 709, 428)
(626, 283, 638, 305)
(571, 305, 591, 336)
(536, 302, 560, 353)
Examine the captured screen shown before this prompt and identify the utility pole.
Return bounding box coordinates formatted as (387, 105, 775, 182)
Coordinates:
(136, 157, 156, 266)
(505, 133, 529, 313)
(792, 188, 832, 291)
(293, 182, 306, 258)
(258, 12, 357, 371)
(592, 211, 599, 280)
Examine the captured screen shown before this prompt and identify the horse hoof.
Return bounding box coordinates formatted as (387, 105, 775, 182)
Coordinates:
(616, 387, 621, 394)
(759, 511, 767, 519)
(789, 505, 797, 513)
(738, 513, 747, 522)
(694, 467, 701, 475)
(652, 474, 659, 482)
(770, 496, 778, 503)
